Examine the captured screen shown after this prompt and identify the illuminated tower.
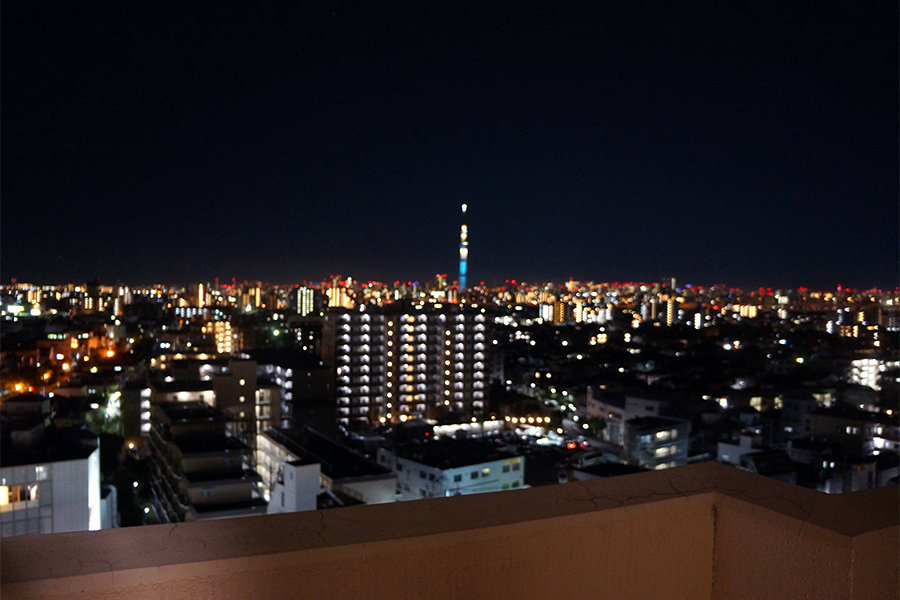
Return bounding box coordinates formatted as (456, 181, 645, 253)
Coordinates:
(459, 204, 468, 291)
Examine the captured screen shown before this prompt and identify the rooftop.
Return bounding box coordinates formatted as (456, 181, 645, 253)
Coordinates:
(574, 462, 647, 478)
(264, 427, 390, 480)
(393, 438, 521, 470)
(811, 405, 896, 423)
(626, 415, 688, 430)
(0, 427, 98, 468)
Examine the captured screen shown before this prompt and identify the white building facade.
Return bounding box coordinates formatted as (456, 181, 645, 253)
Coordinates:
(378, 446, 524, 501)
(332, 305, 489, 426)
(0, 446, 102, 538)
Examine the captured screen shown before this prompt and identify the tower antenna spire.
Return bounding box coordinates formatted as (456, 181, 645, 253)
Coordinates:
(459, 204, 468, 291)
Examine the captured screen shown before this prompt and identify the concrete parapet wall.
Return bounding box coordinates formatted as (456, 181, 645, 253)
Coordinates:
(2, 462, 896, 600)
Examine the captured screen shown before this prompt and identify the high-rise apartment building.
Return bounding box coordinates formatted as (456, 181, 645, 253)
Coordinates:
(326, 277, 354, 309)
(295, 287, 316, 316)
(196, 283, 206, 308)
(204, 321, 237, 354)
(147, 402, 266, 522)
(329, 304, 489, 426)
(538, 302, 571, 324)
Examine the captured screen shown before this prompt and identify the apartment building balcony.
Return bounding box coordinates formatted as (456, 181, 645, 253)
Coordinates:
(2, 462, 896, 600)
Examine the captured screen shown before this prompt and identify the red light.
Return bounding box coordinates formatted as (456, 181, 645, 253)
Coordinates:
(28, 386, 34, 392)
(566, 442, 577, 450)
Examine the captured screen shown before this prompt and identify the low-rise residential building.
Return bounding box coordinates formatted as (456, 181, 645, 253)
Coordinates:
(873, 418, 900, 454)
(587, 389, 670, 447)
(780, 391, 818, 440)
(258, 427, 396, 507)
(623, 416, 690, 470)
(586, 392, 626, 445)
(717, 432, 764, 466)
(0, 396, 108, 537)
(378, 438, 525, 500)
(265, 459, 321, 515)
(803, 406, 882, 456)
(571, 462, 646, 481)
(739, 450, 797, 484)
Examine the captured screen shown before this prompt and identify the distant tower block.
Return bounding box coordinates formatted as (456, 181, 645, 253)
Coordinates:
(459, 204, 468, 291)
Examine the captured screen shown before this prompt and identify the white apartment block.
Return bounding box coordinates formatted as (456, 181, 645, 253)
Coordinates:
(1, 445, 102, 537)
(378, 441, 524, 501)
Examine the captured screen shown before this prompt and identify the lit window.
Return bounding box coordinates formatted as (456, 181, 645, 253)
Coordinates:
(655, 446, 675, 458)
(0, 483, 39, 507)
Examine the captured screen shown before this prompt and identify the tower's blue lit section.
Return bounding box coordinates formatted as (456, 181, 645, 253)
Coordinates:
(459, 203, 468, 291)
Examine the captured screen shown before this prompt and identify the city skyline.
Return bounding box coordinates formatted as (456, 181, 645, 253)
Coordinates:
(2, 3, 897, 290)
(3, 276, 897, 295)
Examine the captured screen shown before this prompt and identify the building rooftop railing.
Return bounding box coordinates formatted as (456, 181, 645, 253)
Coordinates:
(2, 461, 897, 600)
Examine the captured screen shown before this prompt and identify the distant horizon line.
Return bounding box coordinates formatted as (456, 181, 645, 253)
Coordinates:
(3, 276, 897, 294)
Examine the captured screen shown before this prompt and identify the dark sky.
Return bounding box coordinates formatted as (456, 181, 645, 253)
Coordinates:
(2, 2, 897, 290)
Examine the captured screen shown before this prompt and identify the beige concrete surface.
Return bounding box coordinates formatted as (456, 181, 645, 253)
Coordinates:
(1, 462, 897, 600)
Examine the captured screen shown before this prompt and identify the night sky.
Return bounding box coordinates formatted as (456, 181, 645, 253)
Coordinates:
(2, 2, 897, 290)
